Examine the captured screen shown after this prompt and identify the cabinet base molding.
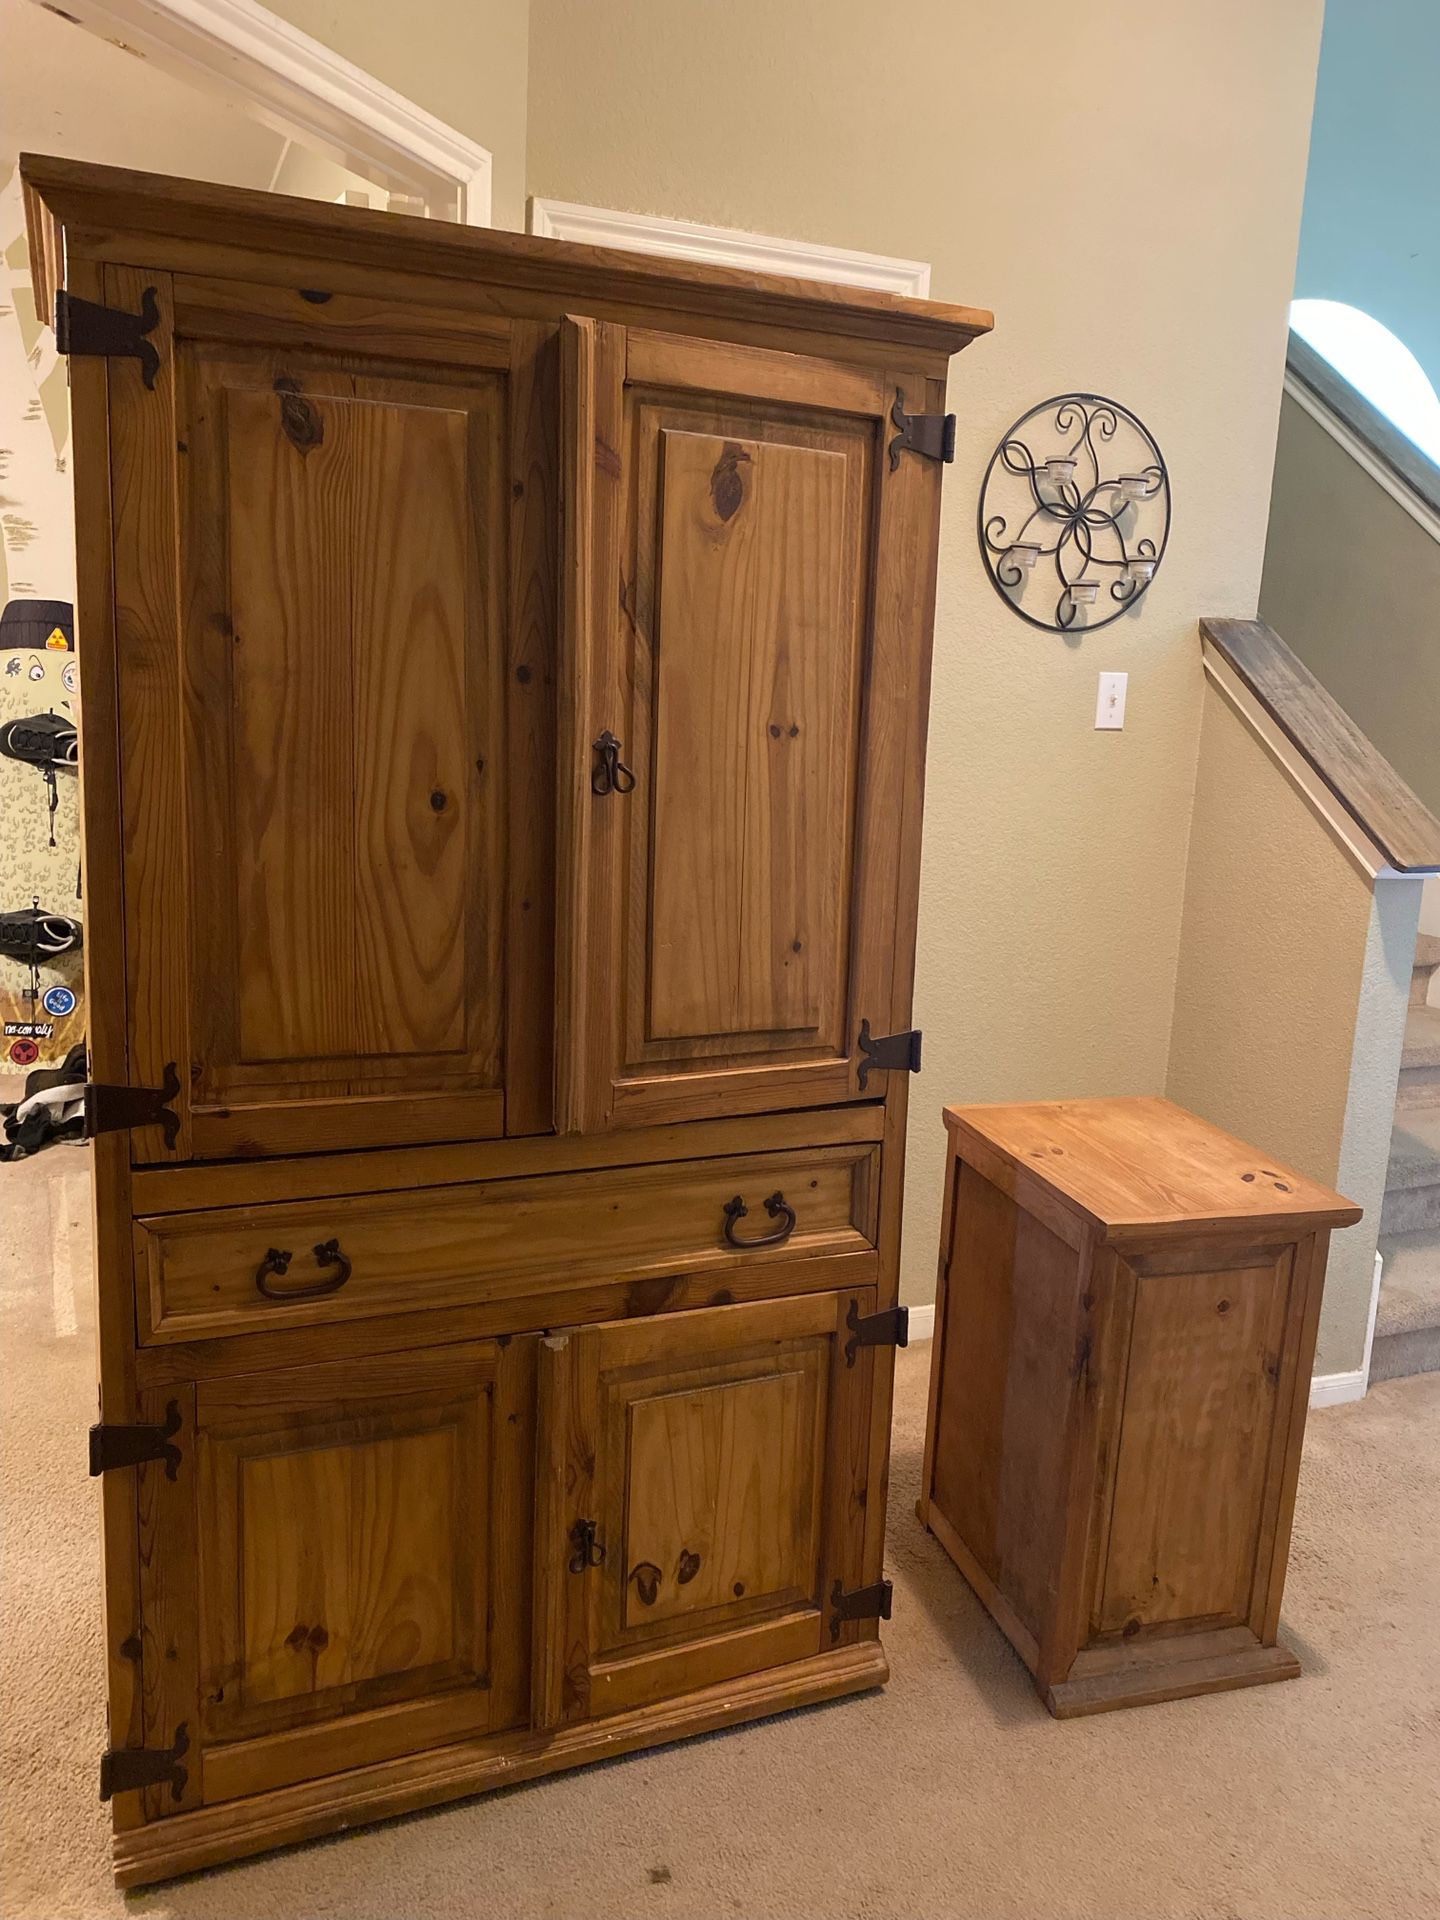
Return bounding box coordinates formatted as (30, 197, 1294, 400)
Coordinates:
(921, 1504, 1301, 1719)
(111, 1642, 888, 1888)
(1044, 1631, 1300, 1720)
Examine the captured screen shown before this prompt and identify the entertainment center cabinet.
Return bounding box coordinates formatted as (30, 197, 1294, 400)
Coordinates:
(22, 153, 990, 1885)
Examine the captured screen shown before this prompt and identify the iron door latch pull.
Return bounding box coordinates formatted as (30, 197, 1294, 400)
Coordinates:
(99, 1723, 189, 1803)
(591, 730, 636, 795)
(844, 1301, 909, 1366)
(89, 1400, 182, 1480)
(55, 286, 162, 391)
(888, 389, 956, 471)
(856, 1021, 922, 1091)
(721, 1191, 798, 1249)
(569, 1519, 606, 1572)
(829, 1577, 893, 1640)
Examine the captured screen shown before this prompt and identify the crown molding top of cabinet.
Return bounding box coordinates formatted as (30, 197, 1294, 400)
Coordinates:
(20, 153, 994, 360)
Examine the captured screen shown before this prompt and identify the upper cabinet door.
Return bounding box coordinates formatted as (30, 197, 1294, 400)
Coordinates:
(560, 325, 945, 1132)
(100, 269, 556, 1160)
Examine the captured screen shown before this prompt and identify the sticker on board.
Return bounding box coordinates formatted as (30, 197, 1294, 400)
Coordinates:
(42, 985, 77, 1017)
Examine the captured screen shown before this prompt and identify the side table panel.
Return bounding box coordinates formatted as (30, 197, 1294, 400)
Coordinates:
(926, 1162, 1085, 1650)
(1095, 1244, 1295, 1636)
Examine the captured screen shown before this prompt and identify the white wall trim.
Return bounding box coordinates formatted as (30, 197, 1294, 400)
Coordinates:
(1308, 1251, 1381, 1409)
(1284, 371, 1440, 546)
(1309, 1367, 1368, 1408)
(907, 1303, 936, 1342)
(528, 199, 931, 298)
(33, 0, 492, 224)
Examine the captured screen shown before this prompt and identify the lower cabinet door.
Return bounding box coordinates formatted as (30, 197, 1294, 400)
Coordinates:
(135, 1339, 535, 1811)
(533, 1290, 880, 1726)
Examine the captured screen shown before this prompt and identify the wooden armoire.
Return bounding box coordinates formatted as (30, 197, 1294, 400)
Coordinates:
(22, 155, 991, 1886)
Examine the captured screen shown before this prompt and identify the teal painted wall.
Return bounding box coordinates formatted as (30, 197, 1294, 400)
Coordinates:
(1294, 0, 1440, 389)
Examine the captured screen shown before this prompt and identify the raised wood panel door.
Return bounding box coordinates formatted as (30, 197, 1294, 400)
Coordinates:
(533, 1290, 878, 1726)
(135, 1339, 535, 1810)
(561, 325, 944, 1131)
(104, 268, 556, 1160)
(1095, 1245, 1298, 1638)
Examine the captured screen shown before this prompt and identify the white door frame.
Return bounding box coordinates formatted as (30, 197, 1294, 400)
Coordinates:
(27, 0, 492, 223)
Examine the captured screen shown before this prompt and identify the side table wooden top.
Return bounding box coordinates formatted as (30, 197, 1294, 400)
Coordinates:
(943, 1096, 1361, 1245)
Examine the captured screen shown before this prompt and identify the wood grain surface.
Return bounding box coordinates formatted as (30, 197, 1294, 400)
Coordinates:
(923, 1099, 1355, 1717)
(1202, 615, 1440, 873)
(29, 155, 966, 1882)
(944, 1095, 1362, 1242)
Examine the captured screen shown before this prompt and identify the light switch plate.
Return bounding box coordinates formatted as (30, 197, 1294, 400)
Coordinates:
(1095, 671, 1128, 730)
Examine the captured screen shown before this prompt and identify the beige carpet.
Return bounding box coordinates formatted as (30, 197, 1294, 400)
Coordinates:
(3, 1147, 1438, 1920)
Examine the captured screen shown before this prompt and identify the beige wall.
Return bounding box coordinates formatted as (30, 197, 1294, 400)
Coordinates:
(1168, 680, 1421, 1377)
(527, 0, 1326, 1302)
(1166, 682, 1384, 1373)
(267, 0, 531, 229)
(1261, 394, 1440, 819)
(1168, 685, 1369, 1191)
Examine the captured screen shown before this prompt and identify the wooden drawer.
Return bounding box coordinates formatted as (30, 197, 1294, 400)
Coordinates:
(135, 1144, 879, 1344)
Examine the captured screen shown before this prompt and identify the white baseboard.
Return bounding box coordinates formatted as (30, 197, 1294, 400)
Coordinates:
(903, 1297, 1369, 1409)
(1313, 1248, 1385, 1407)
(1308, 1368, 1368, 1408)
(906, 1303, 935, 1342)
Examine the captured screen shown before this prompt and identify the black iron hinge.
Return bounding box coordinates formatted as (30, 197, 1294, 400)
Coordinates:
(829, 1577, 893, 1640)
(856, 1020, 922, 1091)
(99, 1723, 189, 1803)
(888, 389, 955, 471)
(85, 1062, 181, 1150)
(89, 1401, 182, 1480)
(844, 1301, 909, 1367)
(55, 286, 161, 391)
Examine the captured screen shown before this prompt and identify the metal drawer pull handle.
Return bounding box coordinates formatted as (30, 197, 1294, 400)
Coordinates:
(721, 1191, 797, 1249)
(254, 1238, 353, 1300)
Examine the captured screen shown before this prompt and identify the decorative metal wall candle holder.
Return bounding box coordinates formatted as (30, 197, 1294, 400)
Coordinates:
(978, 394, 1170, 633)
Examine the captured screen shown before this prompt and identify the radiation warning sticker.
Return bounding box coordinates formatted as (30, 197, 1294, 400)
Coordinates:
(9, 1038, 40, 1066)
(46, 628, 69, 650)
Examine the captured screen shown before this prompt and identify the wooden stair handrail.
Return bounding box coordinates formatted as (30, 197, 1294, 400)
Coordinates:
(1201, 616, 1440, 873)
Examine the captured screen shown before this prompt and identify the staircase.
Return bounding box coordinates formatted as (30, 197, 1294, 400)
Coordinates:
(1373, 935, 1440, 1381)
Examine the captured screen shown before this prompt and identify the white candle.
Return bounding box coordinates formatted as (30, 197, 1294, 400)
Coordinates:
(1010, 543, 1041, 570)
(1120, 474, 1154, 501)
(1070, 580, 1100, 604)
(1126, 557, 1157, 584)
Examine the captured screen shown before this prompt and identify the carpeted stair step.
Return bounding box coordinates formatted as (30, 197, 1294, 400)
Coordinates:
(1372, 1227, 1440, 1382)
(1397, 1003, 1440, 1109)
(1381, 1107, 1440, 1234)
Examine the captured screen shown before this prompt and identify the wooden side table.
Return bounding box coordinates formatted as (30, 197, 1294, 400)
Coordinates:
(918, 1097, 1361, 1717)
